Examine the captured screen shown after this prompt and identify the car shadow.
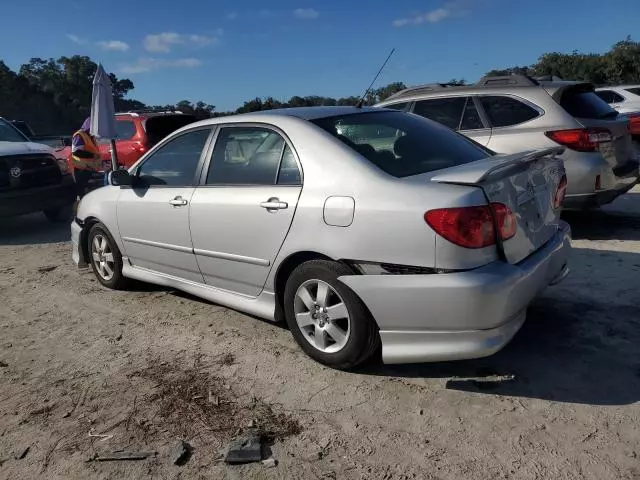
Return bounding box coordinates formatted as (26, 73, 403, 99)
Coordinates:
(0, 214, 71, 246)
(357, 247, 640, 406)
(562, 192, 640, 241)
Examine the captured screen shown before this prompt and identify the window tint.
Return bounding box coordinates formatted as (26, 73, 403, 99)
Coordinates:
(277, 145, 301, 185)
(115, 120, 137, 140)
(206, 127, 287, 185)
(312, 111, 490, 178)
(0, 119, 28, 142)
(460, 98, 484, 130)
(136, 129, 210, 186)
(595, 90, 624, 104)
(383, 102, 409, 111)
(413, 97, 466, 130)
(480, 96, 539, 127)
(560, 87, 618, 119)
(625, 87, 640, 97)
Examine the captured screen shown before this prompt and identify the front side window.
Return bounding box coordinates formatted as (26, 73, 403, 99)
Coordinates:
(136, 129, 210, 186)
(312, 111, 490, 178)
(459, 97, 484, 130)
(479, 96, 540, 127)
(383, 102, 409, 111)
(413, 97, 466, 130)
(206, 127, 299, 185)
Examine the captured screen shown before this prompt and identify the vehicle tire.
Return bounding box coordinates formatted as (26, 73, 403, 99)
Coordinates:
(43, 205, 73, 223)
(87, 223, 129, 290)
(283, 260, 380, 369)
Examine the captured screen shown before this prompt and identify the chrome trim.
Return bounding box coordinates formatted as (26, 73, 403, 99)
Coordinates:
(121, 236, 193, 254)
(193, 248, 270, 267)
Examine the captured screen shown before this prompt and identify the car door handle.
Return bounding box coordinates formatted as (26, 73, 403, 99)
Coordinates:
(169, 196, 188, 207)
(260, 198, 288, 210)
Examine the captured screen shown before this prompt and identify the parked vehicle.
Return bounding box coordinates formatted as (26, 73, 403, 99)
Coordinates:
(0, 118, 76, 221)
(62, 110, 198, 175)
(72, 107, 571, 368)
(9, 120, 72, 158)
(595, 85, 640, 113)
(376, 75, 640, 210)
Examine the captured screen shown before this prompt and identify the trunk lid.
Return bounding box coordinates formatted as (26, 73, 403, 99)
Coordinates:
(431, 147, 565, 264)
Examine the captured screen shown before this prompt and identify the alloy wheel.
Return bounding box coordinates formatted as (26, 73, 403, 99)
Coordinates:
(91, 234, 115, 281)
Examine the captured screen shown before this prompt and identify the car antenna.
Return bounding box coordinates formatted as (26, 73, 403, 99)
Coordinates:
(355, 48, 396, 108)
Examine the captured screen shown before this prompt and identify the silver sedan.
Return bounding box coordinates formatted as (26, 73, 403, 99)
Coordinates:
(71, 107, 571, 369)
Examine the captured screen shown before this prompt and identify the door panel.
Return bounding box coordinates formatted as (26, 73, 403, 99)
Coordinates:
(190, 186, 301, 295)
(117, 187, 203, 282)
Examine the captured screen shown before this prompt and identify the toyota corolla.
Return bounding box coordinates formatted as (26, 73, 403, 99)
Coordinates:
(71, 107, 571, 369)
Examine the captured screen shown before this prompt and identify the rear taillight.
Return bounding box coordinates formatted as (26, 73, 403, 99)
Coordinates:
(424, 203, 516, 249)
(554, 174, 568, 209)
(545, 128, 612, 152)
(135, 141, 148, 153)
(626, 113, 640, 135)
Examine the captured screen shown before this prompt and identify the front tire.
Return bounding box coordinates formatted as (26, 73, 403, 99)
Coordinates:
(87, 223, 129, 290)
(284, 260, 380, 369)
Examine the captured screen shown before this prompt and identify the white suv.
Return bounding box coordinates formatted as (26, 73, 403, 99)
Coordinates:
(595, 86, 640, 114)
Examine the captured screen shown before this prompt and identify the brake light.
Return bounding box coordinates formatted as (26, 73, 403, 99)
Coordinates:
(424, 203, 516, 249)
(545, 128, 612, 152)
(135, 141, 148, 153)
(554, 175, 568, 209)
(626, 113, 640, 135)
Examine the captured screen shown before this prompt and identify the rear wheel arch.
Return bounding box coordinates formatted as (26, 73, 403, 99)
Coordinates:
(80, 216, 102, 262)
(273, 251, 355, 322)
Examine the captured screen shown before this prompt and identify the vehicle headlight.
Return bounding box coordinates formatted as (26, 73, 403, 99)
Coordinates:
(56, 158, 69, 174)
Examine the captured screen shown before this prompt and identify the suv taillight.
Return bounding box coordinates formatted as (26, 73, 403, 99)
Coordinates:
(554, 175, 568, 209)
(424, 203, 516, 249)
(545, 128, 612, 152)
(626, 113, 640, 135)
(135, 141, 148, 153)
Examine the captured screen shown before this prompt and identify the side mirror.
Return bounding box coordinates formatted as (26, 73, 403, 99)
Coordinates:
(109, 169, 132, 187)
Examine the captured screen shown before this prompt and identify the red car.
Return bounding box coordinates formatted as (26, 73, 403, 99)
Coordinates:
(64, 110, 198, 174)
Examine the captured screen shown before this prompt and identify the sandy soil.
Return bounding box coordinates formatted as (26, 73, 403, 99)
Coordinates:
(0, 187, 639, 480)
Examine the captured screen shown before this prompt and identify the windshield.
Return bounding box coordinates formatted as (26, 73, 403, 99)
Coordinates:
(0, 119, 29, 142)
(311, 111, 491, 178)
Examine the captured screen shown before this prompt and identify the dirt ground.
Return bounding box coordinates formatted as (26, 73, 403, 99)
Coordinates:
(0, 187, 639, 480)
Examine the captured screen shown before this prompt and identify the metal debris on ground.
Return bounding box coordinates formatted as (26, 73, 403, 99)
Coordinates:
(170, 440, 191, 466)
(224, 429, 263, 464)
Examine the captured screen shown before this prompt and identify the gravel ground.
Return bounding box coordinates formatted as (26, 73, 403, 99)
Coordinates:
(0, 186, 639, 480)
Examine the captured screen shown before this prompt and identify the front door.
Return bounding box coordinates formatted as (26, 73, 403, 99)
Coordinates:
(117, 127, 212, 282)
(189, 125, 302, 296)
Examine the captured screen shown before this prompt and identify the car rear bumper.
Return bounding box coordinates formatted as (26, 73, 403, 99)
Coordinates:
(563, 160, 640, 209)
(338, 221, 571, 364)
(0, 175, 76, 218)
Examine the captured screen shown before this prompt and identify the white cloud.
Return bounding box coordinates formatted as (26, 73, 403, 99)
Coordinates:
(293, 8, 319, 19)
(226, 12, 238, 20)
(143, 32, 220, 53)
(120, 57, 203, 74)
(66, 34, 86, 45)
(97, 40, 130, 52)
(392, 1, 471, 27)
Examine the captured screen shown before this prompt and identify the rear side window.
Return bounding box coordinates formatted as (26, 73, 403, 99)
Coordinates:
(625, 87, 640, 96)
(595, 90, 625, 104)
(311, 111, 490, 178)
(559, 87, 618, 119)
(479, 96, 540, 127)
(115, 120, 137, 140)
(460, 98, 484, 130)
(413, 97, 466, 130)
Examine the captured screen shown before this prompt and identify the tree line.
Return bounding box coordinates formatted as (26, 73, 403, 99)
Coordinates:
(0, 37, 638, 135)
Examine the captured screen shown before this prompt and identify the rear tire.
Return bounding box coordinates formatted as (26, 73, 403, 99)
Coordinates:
(43, 205, 73, 223)
(284, 260, 380, 369)
(87, 223, 129, 290)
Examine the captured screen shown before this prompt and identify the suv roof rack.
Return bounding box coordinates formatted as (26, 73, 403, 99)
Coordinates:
(475, 75, 540, 87)
(384, 83, 463, 101)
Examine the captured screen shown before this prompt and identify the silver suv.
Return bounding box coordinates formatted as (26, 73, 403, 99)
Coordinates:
(376, 75, 640, 209)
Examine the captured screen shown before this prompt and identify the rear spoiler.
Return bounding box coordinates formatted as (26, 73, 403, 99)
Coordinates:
(431, 147, 565, 185)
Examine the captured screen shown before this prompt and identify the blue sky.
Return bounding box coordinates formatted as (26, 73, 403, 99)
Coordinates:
(1, 0, 638, 111)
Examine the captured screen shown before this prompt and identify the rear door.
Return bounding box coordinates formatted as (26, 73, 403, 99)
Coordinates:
(432, 148, 565, 264)
(558, 85, 634, 170)
(189, 125, 302, 297)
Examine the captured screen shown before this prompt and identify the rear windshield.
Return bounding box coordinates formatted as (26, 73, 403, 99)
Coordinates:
(144, 114, 198, 147)
(625, 87, 640, 96)
(560, 87, 618, 119)
(311, 111, 490, 178)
